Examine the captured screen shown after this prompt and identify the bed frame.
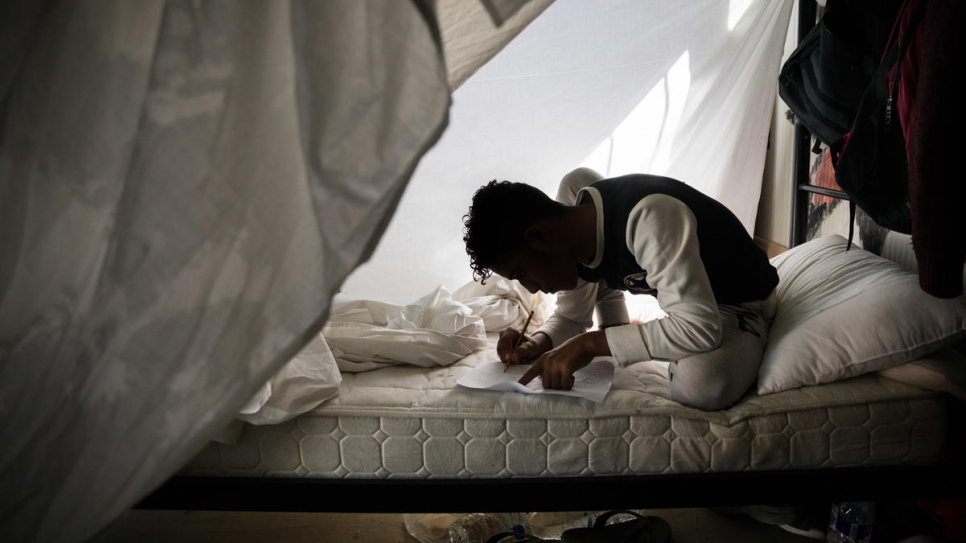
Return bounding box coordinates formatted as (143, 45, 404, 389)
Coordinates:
(139, 462, 966, 513)
(137, 0, 966, 514)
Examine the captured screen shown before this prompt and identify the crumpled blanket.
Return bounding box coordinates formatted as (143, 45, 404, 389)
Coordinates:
(234, 333, 343, 427)
(325, 285, 488, 372)
(452, 276, 553, 332)
(231, 279, 551, 428)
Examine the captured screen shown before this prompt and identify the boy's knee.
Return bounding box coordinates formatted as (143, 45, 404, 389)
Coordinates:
(668, 362, 737, 411)
(670, 384, 734, 411)
(556, 167, 604, 203)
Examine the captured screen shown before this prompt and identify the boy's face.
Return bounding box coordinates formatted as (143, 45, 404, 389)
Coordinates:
(492, 244, 579, 295)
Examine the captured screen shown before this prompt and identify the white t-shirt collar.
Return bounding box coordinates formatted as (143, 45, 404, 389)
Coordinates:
(576, 186, 605, 269)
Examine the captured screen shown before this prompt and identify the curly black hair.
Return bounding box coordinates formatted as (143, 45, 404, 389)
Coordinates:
(462, 180, 564, 283)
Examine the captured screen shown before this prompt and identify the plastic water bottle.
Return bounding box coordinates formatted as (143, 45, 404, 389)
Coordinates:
(827, 502, 875, 543)
(528, 511, 600, 539)
(448, 513, 530, 543)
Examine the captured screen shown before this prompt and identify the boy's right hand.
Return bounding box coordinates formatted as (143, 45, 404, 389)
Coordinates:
(497, 328, 548, 366)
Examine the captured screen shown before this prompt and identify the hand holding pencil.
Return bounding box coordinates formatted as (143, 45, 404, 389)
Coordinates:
(503, 309, 535, 372)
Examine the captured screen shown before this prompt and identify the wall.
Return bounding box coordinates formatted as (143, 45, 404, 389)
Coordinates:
(753, 0, 799, 257)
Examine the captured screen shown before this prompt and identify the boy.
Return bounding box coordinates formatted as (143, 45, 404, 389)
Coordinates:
(462, 168, 778, 410)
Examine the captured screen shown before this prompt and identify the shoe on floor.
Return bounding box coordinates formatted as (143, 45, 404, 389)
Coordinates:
(560, 510, 671, 543)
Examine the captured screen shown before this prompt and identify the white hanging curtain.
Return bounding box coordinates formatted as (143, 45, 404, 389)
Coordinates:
(341, 0, 794, 304)
(0, 0, 552, 541)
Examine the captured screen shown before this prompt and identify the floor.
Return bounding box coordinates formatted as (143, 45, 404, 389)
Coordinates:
(89, 507, 826, 543)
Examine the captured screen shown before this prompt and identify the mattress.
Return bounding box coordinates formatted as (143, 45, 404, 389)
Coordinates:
(181, 335, 949, 479)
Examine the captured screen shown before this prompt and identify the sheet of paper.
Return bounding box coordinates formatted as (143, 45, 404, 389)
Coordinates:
(456, 357, 614, 403)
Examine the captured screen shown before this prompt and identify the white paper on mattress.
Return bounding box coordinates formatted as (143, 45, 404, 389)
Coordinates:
(456, 358, 615, 402)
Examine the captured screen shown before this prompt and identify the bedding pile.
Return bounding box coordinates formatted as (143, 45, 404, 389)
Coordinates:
(323, 286, 488, 373)
(230, 279, 551, 427)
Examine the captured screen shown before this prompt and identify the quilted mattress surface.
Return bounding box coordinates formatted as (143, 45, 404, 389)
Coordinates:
(183, 337, 948, 478)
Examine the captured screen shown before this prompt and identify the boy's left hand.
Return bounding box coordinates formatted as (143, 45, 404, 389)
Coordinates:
(518, 330, 609, 389)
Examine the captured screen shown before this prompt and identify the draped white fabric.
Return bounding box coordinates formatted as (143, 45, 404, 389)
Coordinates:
(440, 0, 555, 88)
(341, 0, 794, 304)
(0, 0, 516, 539)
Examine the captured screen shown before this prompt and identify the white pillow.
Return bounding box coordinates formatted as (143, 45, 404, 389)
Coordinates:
(758, 235, 966, 395)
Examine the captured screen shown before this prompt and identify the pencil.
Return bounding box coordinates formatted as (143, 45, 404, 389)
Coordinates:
(504, 309, 535, 372)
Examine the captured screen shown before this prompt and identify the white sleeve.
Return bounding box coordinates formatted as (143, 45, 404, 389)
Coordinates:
(594, 285, 630, 328)
(535, 278, 596, 347)
(603, 194, 721, 364)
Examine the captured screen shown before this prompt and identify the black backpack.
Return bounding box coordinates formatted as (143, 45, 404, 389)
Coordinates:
(832, 0, 926, 239)
(778, 0, 904, 153)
